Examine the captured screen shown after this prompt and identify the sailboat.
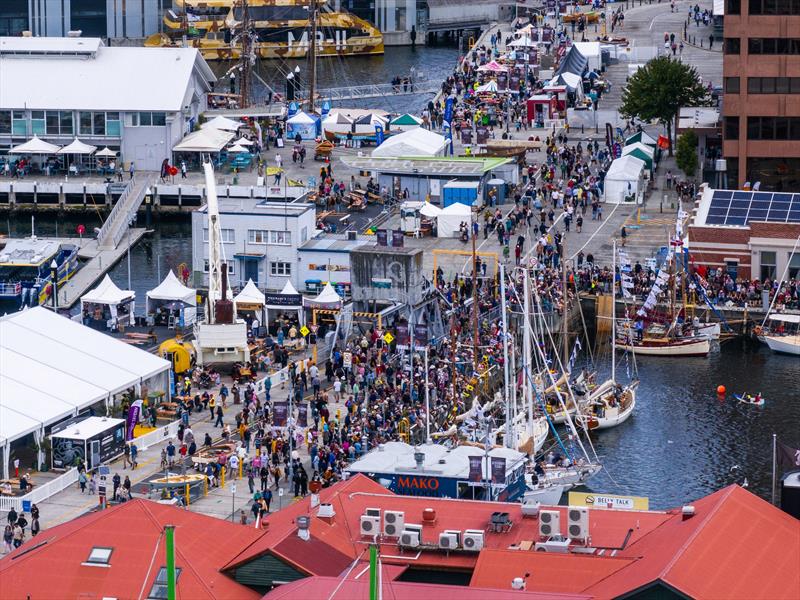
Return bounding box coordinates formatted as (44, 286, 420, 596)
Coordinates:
(756, 236, 800, 356)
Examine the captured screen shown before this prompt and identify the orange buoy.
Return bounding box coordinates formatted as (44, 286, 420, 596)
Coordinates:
(717, 385, 726, 395)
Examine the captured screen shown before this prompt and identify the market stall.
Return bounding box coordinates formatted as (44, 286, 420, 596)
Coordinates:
(603, 155, 646, 204)
(265, 279, 304, 328)
(286, 111, 321, 141)
(50, 416, 126, 470)
(371, 128, 447, 158)
(80, 275, 136, 330)
(234, 279, 266, 331)
(146, 270, 197, 327)
(389, 113, 423, 132)
(436, 202, 472, 238)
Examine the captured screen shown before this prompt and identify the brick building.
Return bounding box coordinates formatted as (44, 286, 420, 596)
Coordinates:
(721, 0, 800, 190)
(687, 185, 800, 279)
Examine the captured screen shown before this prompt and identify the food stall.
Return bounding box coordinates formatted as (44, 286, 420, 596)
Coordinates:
(146, 270, 197, 327)
(50, 416, 126, 470)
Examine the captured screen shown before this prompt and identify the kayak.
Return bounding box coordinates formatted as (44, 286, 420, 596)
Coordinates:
(734, 393, 765, 407)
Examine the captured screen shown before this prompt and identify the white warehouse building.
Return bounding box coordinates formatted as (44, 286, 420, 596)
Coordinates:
(0, 36, 215, 171)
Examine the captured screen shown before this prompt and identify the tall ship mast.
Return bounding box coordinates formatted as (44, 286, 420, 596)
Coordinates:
(147, 0, 384, 60)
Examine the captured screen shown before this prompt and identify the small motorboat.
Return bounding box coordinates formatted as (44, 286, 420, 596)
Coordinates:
(734, 393, 765, 407)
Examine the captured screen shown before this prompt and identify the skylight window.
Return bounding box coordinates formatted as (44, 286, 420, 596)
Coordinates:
(86, 547, 113, 565)
(147, 566, 182, 600)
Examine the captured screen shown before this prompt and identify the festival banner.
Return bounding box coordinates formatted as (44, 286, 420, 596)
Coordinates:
(444, 96, 455, 126)
(273, 402, 288, 427)
(375, 124, 385, 146)
(490, 457, 506, 484)
(125, 399, 143, 441)
(510, 75, 521, 92)
(297, 404, 308, 428)
(392, 229, 404, 247)
(468, 455, 483, 482)
(413, 323, 429, 349)
(497, 72, 508, 91)
(476, 126, 489, 145)
(376, 229, 388, 246)
(461, 128, 473, 145)
(396, 323, 410, 349)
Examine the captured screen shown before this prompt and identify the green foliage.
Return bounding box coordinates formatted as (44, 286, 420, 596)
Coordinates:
(676, 129, 699, 178)
(620, 57, 709, 154)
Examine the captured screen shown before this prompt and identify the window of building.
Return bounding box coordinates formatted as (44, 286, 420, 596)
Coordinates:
(748, 38, 800, 54)
(727, 0, 742, 12)
(203, 260, 235, 274)
(60, 111, 74, 135)
(724, 38, 741, 54)
(747, 157, 800, 191)
(269, 230, 291, 245)
(746, 117, 800, 140)
(724, 116, 740, 140)
(248, 229, 268, 244)
(0, 111, 10, 135)
(789, 252, 800, 279)
(301, 226, 308, 243)
(12, 111, 26, 136)
(132, 112, 167, 127)
(106, 113, 120, 137)
(749, 0, 800, 14)
(93, 113, 106, 136)
(270, 262, 292, 276)
(30, 111, 45, 136)
(147, 567, 182, 600)
(202, 228, 235, 243)
(760, 251, 777, 280)
(152, 113, 167, 126)
(80, 112, 93, 135)
(746, 77, 800, 93)
(724, 77, 740, 94)
(85, 547, 113, 565)
(46, 111, 60, 135)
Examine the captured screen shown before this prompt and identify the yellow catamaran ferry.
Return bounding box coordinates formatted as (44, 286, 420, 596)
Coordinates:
(146, 0, 384, 60)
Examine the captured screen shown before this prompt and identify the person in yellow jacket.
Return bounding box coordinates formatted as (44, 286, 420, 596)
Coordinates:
(208, 394, 216, 422)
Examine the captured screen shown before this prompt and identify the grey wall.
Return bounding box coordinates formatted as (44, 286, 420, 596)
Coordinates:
(350, 247, 425, 306)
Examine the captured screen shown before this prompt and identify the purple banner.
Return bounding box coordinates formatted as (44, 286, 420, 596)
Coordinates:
(413, 323, 429, 348)
(297, 403, 308, 428)
(396, 323, 410, 348)
(391, 230, 404, 247)
(273, 402, 288, 427)
(476, 126, 489, 145)
(461, 128, 473, 145)
(376, 229, 388, 246)
(491, 457, 506, 484)
(468, 455, 483, 482)
(510, 75, 521, 92)
(126, 399, 142, 441)
(497, 73, 508, 91)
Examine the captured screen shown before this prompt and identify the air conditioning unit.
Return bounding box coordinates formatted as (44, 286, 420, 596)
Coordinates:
(534, 537, 571, 553)
(383, 510, 405, 537)
(538, 510, 561, 538)
(400, 528, 421, 548)
(360, 515, 380, 536)
(438, 530, 460, 550)
(462, 529, 484, 551)
(365, 507, 381, 518)
(568, 507, 590, 541)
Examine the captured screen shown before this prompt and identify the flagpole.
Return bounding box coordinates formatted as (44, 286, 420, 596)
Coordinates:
(772, 433, 777, 505)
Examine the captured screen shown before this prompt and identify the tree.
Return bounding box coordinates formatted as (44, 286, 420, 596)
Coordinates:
(675, 129, 699, 178)
(619, 56, 709, 156)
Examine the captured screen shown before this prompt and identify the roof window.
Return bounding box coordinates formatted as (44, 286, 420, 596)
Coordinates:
(84, 546, 113, 566)
(147, 566, 182, 599)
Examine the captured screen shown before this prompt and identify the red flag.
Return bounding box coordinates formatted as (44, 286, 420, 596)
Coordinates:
(657, 135, 670, 149)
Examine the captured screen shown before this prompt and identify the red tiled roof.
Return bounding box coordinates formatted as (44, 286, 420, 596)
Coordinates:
(262, 575, 592, 600)
(470, 549, 633, 594)
(587, 485, 800, 600)
(272, 534, 355, 577)
(0, 499, 265, 600)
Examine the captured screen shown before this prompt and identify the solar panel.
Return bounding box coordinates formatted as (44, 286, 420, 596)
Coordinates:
(705, 190, 800, 225)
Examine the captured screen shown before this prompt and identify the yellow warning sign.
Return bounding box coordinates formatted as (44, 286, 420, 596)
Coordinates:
(383, 332, 395, 344)
(300, 325, 310, 337)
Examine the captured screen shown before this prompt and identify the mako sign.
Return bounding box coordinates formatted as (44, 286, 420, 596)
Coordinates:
(396, 476, 440, 492)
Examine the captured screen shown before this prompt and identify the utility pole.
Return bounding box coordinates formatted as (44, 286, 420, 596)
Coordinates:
(239, 0, 253, 109)
(471, 212, 479, 372)
(499, 264, 511, 448)
(308, 0, 318, 113)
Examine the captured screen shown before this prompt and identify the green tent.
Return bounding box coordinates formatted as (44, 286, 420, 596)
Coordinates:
(625, 130, 657, 147)
(390, 113, 423, 127)
(622, 142, 655, 171)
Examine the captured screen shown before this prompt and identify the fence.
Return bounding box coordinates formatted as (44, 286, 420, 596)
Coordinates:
(133, 420, 181, 452)
(0, 468, 79, 513)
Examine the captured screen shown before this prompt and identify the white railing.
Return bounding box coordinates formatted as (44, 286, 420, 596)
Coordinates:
(133, 420, 181, 452)
(96, 180, 133, 245)
(0, 468, 79, 513)
(109, 175, 154, 249)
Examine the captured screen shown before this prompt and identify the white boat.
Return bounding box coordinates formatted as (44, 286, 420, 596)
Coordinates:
(522, 483, 566, 505)
(516, 416, 550, 455)
(694, 321, 721, 340)
(580, 379, 637, 430)
(759, 314, 800, 356)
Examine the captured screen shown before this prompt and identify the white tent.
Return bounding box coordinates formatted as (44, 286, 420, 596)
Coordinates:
(173, 128, 235, 152)
(303, 282, 342, 307)
(603, 155, 646, 204)
(10, 135, 60, 155)
(57, 138, 97, 155)
(508, 35, 536, 47)
(265, 279, 304, 325)
(80, 274, 136, 327)
(622, 141, 656, 171)
(572, 42, 602, 71)
(234, 279, 266, 309)
(420, 202, 442, 217)
(96, 146, 118, 158)
(475, 80, 499, 93)
(288, 111, 316, 125)
(227, 143, 250, 153)
(0, 307, 170, 479)
(233, 136, 255, 146)
(372, 128, 447, 158)
(146, 270, 197, 326)
(437, 202, 472, 238)
(201, 115, 242, 131)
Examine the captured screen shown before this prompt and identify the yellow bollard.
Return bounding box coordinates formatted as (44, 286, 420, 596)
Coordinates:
(637, 208, 641, 225)
(220, 466, 226, 488)
(238, 461, 243, 480)
(185, 483, 190, 506)
(204, 476, 208, 497)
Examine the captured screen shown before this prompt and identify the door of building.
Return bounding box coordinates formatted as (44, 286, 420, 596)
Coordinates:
(244, 259, 259, 285)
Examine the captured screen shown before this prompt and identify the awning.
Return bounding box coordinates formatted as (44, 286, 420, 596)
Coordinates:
(10, 135, 60, 155)
(201, 115, 242, 131)
(96, 146, 118, 158)
(57, 138, 97, 155)
(174, 128, 235, 152)
(303, 282, 342, 307)
(555, 45, 588, 76)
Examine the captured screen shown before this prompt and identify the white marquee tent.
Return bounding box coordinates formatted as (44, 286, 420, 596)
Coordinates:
(234, 279, 266, 309)
(603, 155, 646, 204)
(265, 279, 304, 325)
(371, 128, 447, 158)
(146, 270, 197, 325)
(201, 115, 242, 131)
(56, 138, 97, 155)
(0, 307, 170, 478)
(81, 274, 136, 327)
(437, 201, 472, 238)
(303, 282, 343, 308)
(9, 135, 60, 155)
(173, 128, 235, 153)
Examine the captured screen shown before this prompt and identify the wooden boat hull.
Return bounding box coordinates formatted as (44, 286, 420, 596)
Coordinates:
(618, 337, 710, 357)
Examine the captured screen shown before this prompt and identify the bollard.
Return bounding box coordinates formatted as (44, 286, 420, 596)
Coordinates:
(221, 467, 226, 488)
(238, 461, 243, 480)
(185, 483, 190, 506)
(581, 124, 585, 134)
(204, 476, 208, 496)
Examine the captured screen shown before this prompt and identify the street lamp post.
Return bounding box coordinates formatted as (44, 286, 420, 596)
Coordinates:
(50, 259, 58, 309)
